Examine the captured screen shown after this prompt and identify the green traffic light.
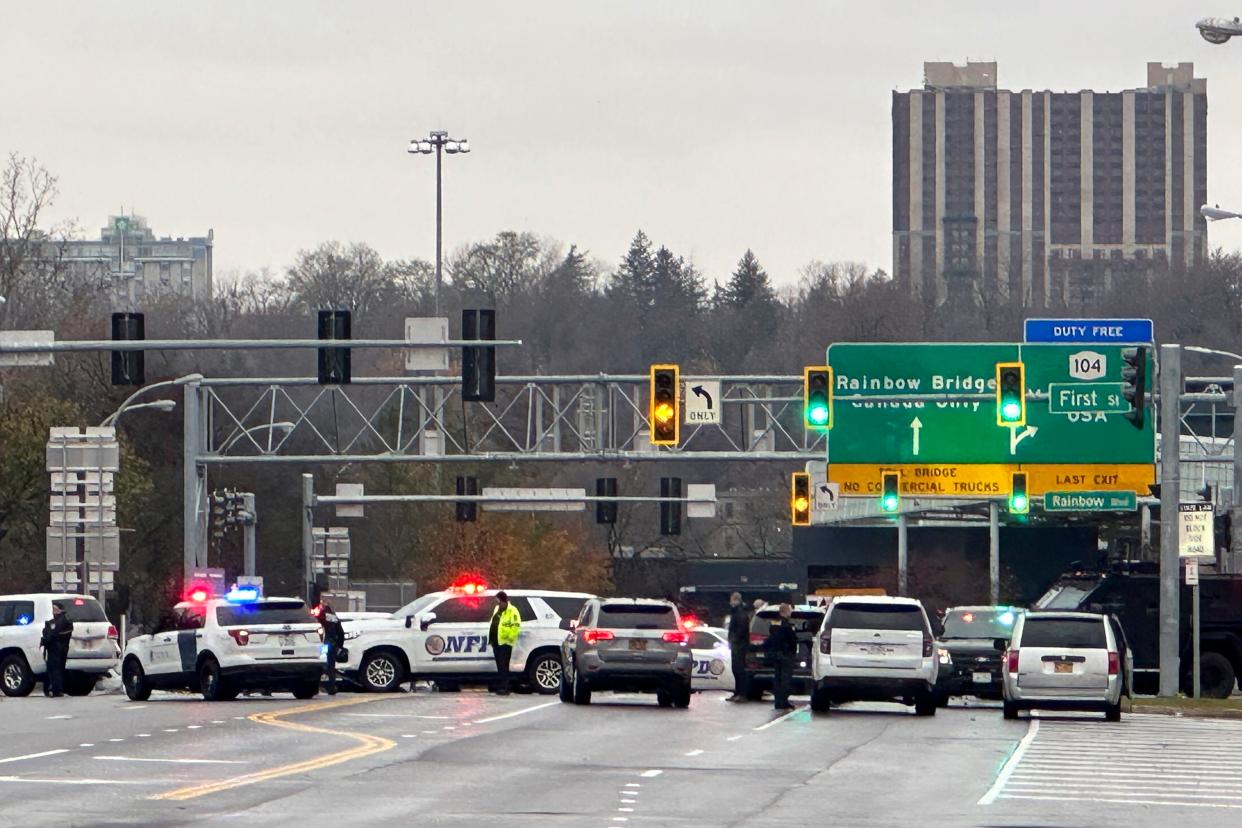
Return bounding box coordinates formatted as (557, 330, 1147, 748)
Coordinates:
(1010, 493, 1028, 512)
(1000, 399, 1022, 422)
(808, 403, 829, 426)
(882, 494, 899, 512)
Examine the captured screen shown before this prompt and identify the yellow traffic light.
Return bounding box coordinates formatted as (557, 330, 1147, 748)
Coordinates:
(649, 365, 680, 445)
(791, 472, 811, 526)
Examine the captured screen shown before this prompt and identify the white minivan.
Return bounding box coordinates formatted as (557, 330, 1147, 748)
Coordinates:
(0, 594, 119, 696)
(810, 595, 940, 716)
(1001, 610, 1129, 721)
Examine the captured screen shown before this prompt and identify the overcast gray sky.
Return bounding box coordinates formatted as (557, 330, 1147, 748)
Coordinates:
(3, 1, 1240, 288)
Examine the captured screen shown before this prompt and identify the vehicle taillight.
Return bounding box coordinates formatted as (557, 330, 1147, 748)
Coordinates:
(819, 635, 832, 655)
(750, 633, 766, 644)
(922, 634, 933, 658)
(662, 631, 689, 644)
(107, 625, 118, 640)
(228, 629, 250, 646)
(1006, 650, 1019, 673)
(582, 629, 614, 645)
(1108, 651, 1119, 676)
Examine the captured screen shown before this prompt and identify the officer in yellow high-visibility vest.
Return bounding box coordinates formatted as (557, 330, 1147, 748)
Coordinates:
(489, 591, 522, 695)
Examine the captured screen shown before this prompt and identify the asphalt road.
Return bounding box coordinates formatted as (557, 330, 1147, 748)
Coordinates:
(0, 688, 1235, 827)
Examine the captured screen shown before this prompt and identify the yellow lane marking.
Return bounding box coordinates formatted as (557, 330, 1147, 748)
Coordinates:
(150, 696, 395, 801)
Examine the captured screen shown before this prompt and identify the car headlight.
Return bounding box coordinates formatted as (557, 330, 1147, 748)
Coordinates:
(344, 631, 360, 640)
(937, 647, 951, 665)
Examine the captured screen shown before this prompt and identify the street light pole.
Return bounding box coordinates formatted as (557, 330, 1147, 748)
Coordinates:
(408, 131, 470, 318)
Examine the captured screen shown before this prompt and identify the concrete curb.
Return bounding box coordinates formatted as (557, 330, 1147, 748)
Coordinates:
(1132, 704, 1242, 719)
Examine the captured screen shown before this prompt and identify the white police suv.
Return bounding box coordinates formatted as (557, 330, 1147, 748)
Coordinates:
(688, 625, 734, 692)
(342, 583, 592, 694)
(0, 594, 118, 697)
(122, 589, 323, 701)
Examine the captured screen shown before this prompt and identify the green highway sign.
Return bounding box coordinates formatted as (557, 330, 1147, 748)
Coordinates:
(1047, 382, 1128, 414)
(825, 343, 1155, 465)
(1044, 491, 1138, 512)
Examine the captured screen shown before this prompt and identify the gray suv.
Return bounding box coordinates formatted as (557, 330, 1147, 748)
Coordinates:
(559, 598, 694, 708)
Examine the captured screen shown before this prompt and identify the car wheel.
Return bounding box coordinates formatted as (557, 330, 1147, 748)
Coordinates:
(656, 689, 673, 708)
(1003, 700, 1019, 720)
(360, 650, 404, 692)
(810, 688, 831, 714)
(933, 690, 950, 709)
(673, 683, 691, 709)
(526, 652, 563, 696)
(914, 693, 937, 717)
(292, 681, 319, 700)
(1105, 700, 1122, 722)
(0, 654, 34, 698)
(122, 658, 151, 702)
(1199, 652, 1237, 699)
(572, 665, 591, 705)
(64, 673, 98, 697)
(198, 657, 230, 701)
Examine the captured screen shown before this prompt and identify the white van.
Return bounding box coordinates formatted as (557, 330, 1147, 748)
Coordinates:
(0, 594, 118, 696)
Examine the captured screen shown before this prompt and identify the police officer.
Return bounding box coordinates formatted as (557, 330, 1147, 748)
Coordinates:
(42, 603, 73, 698)
(318, 602, 346, 695)
(489, 591, 522, 695)
(764, 603, 798, 711)
(725, 592, 751, 702)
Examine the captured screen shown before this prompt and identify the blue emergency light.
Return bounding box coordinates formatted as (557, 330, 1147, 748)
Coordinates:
(225, 586, 261, 603)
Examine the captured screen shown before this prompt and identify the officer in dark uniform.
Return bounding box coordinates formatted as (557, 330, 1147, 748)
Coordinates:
(725, 592, 751, 702)
(764, 603, 798, 711)
(318, 603, 346, 695)
(42, 603, 74, 698)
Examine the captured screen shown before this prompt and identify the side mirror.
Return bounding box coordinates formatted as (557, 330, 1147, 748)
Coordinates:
(405, 615, 413, 629)
(419, 612, 437, 632)
(993, 638, 1009, 652)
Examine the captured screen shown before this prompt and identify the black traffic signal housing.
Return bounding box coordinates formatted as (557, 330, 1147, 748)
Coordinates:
(1009, 471, 1029, 515)
(791, 472, 811, 526)
(649, 365, 680, 446)
(1120, 346, 1147, 429)
(1216, 513, 1233, 556)
(317, 309, 351, 385)
(995, 361, 1025, 427)
(1197, 483, 1214, 503)
(880, 471, 900, 513)
(660, 477, 682, 536)
(110, 312, 145, 386)
(804, 366, 833, 431)
(456, 476, 478, 522)
(596, 477, 617, 525)
(462, 309, 496, 402)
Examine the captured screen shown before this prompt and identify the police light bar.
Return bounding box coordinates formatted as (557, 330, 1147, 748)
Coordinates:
(225, 586, 261, 603)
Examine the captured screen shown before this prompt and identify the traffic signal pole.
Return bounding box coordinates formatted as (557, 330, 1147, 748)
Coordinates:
(1232, 363, 1242, 575)
(989, 502, 1000, 605)
(1159, 344, 1181, 697)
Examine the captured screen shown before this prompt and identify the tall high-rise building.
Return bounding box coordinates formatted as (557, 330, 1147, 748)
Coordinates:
(892, 62, 1207, 307)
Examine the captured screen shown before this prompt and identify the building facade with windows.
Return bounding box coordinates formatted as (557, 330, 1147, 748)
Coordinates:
(892, 62, 1207, 308)
(52, 215, 213, 304)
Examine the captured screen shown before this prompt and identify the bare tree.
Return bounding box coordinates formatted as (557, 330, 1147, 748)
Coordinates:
(0, 153, 78, 328)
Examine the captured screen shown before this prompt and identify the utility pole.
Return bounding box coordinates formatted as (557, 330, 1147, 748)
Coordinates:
(989, 501, 1000, 605)
(302, 474, 314, 604)
(1158, 344, 1181, 697)
(1231, 363, 1242, 574)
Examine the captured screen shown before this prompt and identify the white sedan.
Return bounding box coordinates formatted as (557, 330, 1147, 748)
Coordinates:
(688, 626, 735, 692)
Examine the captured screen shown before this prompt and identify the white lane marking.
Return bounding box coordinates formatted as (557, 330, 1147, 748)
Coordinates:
(978, 719, 1039, 806)
(640, 769, 663, 778)
(93, 756, 249, 765)
(442, 726, 456, 731)
(618, 807, 633, 812)
(187, 725, 202, 730)
(621, 799, 636, 804)
(232, 716, 245, 720)
(44, 715, 72, 720)
(625, 782, 642, 787)
(999, 793, 1242, 810)
(1006, 785, 1242, 799)
(753, 705, 805, 731)
(121, 706, 147, 711)
(726, 735, 743, 741)
(346, 713, 453, 719)
(0, 776, 152, 786)
(471, 700, 560, 725)
(401, 735, 417, 739)
(421, 730, 438, 734)
(136, 734, 150, 738)
(0, 749, 70, 765)
(684, 749, 704, 757)
(108, 738, 124, 743)
(162, 729, 179, 733)
(79, 744, 94, 748)
(210, 720, 224, 724)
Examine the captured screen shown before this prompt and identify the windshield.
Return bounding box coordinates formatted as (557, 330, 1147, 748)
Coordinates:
(394, 594, 440, 618)
(828, 603, 927, 632)
(1034, 582, 1096, 610)
(216, 601, 314, 627)
(941, 609, 1020, 639)
(598, 604, 677, 630)
(1020, 617, 1107, 649)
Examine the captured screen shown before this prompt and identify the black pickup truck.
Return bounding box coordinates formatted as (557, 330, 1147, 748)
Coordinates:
(1035, 565, 1242, 698)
